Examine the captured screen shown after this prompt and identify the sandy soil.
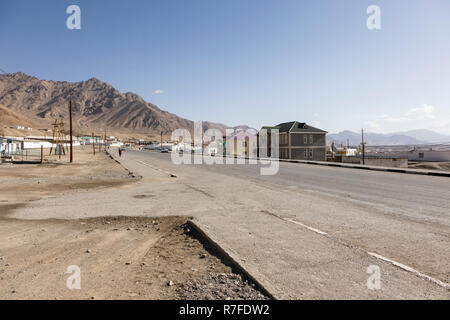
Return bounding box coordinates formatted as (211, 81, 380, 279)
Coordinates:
(0, 216, 266, 300)
(409, 161, 450, 172)
(0, 147, 134, 204)
(0, 148, 267, 300)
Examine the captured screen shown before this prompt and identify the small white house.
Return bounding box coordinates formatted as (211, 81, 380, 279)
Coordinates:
(0, 137, 22, 155)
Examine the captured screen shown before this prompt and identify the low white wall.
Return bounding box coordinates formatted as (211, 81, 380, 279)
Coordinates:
(362, 158, 409, 168)
(391, 150, 450, 162)
(23, 141, 81, 149)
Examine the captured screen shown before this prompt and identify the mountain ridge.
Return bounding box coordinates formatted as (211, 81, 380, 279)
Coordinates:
(0, 72, 228, 138)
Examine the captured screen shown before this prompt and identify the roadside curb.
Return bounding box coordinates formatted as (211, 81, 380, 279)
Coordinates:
(187, 219, 277, 300)
(105, 149, 276, 298)
(106, 150, 143, 180)
(277, 158, 450, 177)
(212, 153, 450, 178)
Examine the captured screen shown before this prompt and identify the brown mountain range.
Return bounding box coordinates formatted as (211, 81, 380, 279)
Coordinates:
(0, 72, 228, 139)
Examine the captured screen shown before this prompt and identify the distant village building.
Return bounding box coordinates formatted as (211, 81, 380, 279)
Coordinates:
(79, 136, 103, 145)
(225, 129, 258, 158)
(259, 121, 327, 161)
(0, 137, 22, 155)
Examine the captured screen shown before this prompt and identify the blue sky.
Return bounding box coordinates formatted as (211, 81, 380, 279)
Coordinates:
(1, 0, 450, 134)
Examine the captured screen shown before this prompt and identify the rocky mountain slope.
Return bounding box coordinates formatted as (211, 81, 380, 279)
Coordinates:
(0, 72, 227, 138)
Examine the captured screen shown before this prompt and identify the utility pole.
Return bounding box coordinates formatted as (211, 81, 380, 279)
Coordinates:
(69, 101, 73, 163)
(104, 127, 107, 151)
(92, 131, 95, 156)
(331, 142, 335, 159)
(361, 128, 365, 165)
(160, 131, 163, 151)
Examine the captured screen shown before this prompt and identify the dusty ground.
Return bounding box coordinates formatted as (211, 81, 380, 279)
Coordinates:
(409, 161, 450, 172)
(0, 147, 134, 204)
(0, 216, 266, 300)
(0, 147, 267, 300)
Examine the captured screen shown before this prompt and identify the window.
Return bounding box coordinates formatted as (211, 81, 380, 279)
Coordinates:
(309, 135, 313, 144)
(304, 149, 308, 158)
(309, 149, 313, 158)
(303, 135, 307, 144)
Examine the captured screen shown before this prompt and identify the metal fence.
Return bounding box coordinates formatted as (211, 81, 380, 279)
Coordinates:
(1, 147, 44, 163)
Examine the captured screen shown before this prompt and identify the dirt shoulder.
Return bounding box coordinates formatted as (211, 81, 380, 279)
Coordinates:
(0, 147, 134, 206)
(409, 161, 450, 172)
(0, 215, 267, 300)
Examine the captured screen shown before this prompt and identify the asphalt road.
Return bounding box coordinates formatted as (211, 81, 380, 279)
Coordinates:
(137, 151, 450, 224)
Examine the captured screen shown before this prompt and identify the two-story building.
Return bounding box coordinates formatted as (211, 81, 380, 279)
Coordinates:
(225, 129, 258, 158)
(259, 121, 327, 161)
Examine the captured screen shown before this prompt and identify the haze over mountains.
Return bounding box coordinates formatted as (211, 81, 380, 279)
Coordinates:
(328, 130, 450, 146)
(0, 72, 227, 138)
